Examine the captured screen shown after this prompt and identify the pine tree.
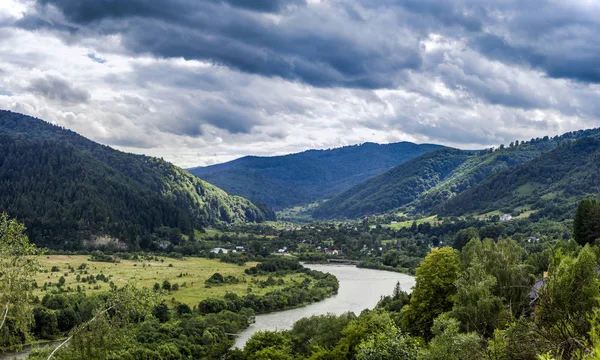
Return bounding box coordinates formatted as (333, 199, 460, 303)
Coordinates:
(573, 198, 600, 246)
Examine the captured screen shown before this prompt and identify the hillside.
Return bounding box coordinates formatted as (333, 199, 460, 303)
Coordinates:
(440, 137, 600, 219)
(312, 149, 472, 219)
(313, 128, 600, 219)
(0, 110, 274, 250)
(188, 142, 445, 209)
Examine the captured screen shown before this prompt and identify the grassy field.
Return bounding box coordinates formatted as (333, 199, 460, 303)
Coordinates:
(388, 215, 441, 229)
(35, 256, 307, 306)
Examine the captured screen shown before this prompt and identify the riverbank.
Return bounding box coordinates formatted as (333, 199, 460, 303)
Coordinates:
(233, 263, 416, 348)
(356, 260, 416, 275)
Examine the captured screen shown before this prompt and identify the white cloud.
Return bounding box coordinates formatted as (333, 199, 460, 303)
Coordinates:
(0, 0, 600, 168)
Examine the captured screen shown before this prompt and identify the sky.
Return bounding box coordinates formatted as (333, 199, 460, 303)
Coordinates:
(1, 0, 600, 167)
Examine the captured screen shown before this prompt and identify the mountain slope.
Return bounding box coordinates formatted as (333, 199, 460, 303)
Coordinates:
(312, 128, 600, 219)
(312, 148, 472, 219)
(439, 137, 600, 219)
(0, 110, 274, 249)
(189, 142, 445, 208)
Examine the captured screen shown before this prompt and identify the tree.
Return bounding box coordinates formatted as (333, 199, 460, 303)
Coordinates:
(162, 280, 171, 291)
(0, 213, 40, 350)
(152, 302, 170, 323)
(452, 227, 479, 251)
(356, 324, 420, 360)
(244, 331, 292, 360)
(421, 314, 484, 360)
(536, 245, 600, 357)
(451, 260, 503, 337)
(461, 238, 533, 318)
(44, 284, 158, 359)
(402, 247, 461, 340)
(573, 198, 600, 246)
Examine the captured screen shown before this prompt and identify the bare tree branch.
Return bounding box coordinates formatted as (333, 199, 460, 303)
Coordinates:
(47, 305, 116, 360)
(0, 303, 8, 331)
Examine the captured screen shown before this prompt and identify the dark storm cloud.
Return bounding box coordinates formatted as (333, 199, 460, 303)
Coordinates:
(393, 0, 600, 84)
(26, 0, 421, 89)
(210, 0, 306, 13)
(27, 74, 90, 105)
(154, 98, 262, 138)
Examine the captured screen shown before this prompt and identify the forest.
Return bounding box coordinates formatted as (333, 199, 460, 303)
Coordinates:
(313, 128, 600, 220)
(0, 196, 599, 359)
(0, 111, 274, 250)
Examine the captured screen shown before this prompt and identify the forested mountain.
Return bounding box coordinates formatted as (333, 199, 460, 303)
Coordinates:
(312, 149, 471, 219)
(313, 128, 600, 219)
(0, 110, 274, 250)
(188, 142, 445, 209)
(440, 137, 600, 219)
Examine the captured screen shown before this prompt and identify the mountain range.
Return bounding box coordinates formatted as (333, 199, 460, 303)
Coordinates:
(188, 142, 444, 209)
(3, 109, 600, 249)
(313, 128, 600, 220)
(0, 110, 274, 250)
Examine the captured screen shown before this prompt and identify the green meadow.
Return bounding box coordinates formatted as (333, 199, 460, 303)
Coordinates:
(35, 255, 307, 305)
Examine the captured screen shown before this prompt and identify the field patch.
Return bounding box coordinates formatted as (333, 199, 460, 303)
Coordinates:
(35, 255, 307, 305)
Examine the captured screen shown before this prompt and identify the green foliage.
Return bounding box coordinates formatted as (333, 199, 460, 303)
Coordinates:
(402, 247, 461, 340)
(199, 270, 338, 315)
(536, 245, 600, 357)
(288, 313, 356, 356)
(244, 331, 293, 359)
(420, 314, 484, 360)
(161, 280, 171, 291)
(460, 238, 534, 318)
(452, 227, 479, 251)
(573, 198, 600, 246)
(190, 142, 444, 209)
(451, 260, 503, 337)
(356, 324, 420, 360)
(442, 137, 600, 220)
(0, 110, 274, 250)
(313, 149, 470, 219)
(151, 302, 170, 323)
(0, 213, 40, 351)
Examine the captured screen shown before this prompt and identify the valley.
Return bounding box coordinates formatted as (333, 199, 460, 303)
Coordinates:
(1, 110, 600, 359)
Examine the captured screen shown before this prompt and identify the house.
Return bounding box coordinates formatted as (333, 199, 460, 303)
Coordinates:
(278, 247, 288, 253)
(530, 268, 600, 311)
(324, 248, 339, 256)
(211, 247, 229, 254)
(500, 214, 513, 222)
(235, 246, 245, 252)
(529, 272, 548, 312)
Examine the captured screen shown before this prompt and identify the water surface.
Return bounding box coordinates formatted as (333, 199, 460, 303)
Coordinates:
(234, 264, 415, 348)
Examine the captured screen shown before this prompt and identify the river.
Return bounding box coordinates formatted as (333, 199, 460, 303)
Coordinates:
(233, 264, 416, 349)
(0, 265, 415, 359)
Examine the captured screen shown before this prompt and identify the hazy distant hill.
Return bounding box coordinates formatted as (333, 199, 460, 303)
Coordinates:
(188, 142, 445, 209)
(313, 128, 600, 219)
(0, 110, 274, 249)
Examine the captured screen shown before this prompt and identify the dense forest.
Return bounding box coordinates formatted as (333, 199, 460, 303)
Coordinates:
(0, 111, 274, 250)
(313, 128, 600, 220)
(188, 142, 444, 209)
(440, 137, 600, 219)
(312, 149, 471, 219)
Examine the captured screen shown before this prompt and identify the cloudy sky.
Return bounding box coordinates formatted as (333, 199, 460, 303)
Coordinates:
(1, 0, 600, 167)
